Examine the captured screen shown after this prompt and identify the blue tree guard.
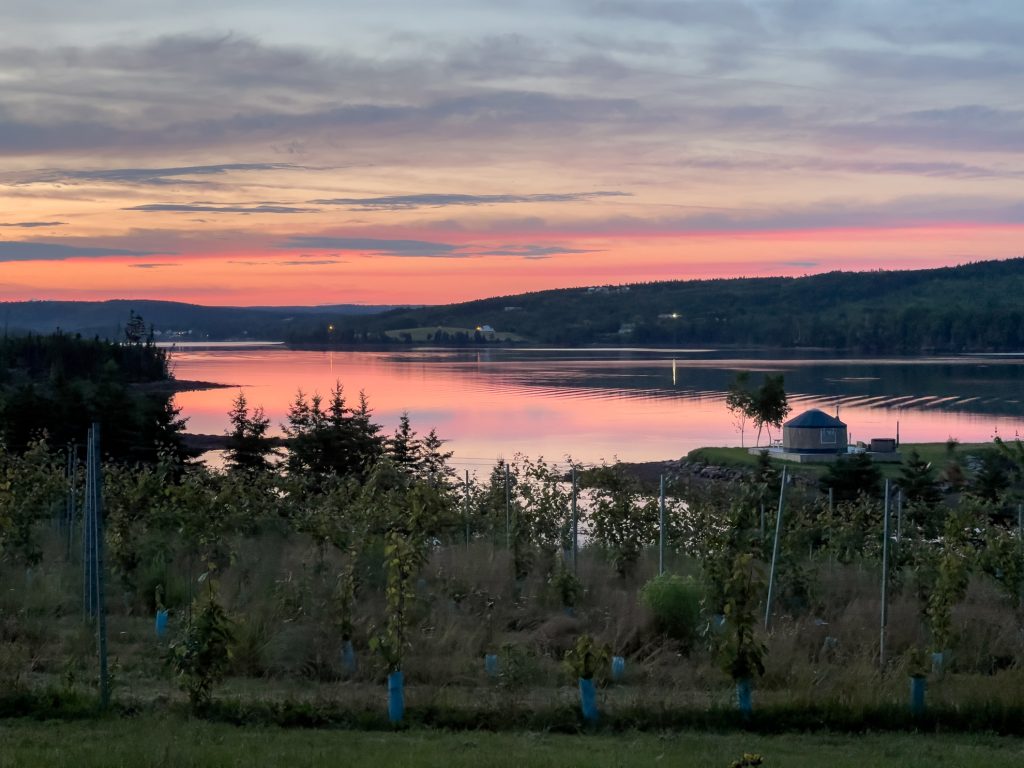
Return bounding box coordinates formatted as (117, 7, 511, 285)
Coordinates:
(341, 640, 357, 675)
(154, 609, 168, 638)
(910, 676, 926, 716)
(578, 677, 598, 723)
(611, 656, 625, 681)
(736, 678, 753, 718)
(387, 670, 405, 724)
(484, 653, 499, 678)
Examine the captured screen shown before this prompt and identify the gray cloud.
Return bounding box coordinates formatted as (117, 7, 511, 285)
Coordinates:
(635, 195, 1024, 234)
(276, 236, 596, 260)
(0, 13, 1019, 169)
(0, 39, 646, 157)
(11, 163, 301, 186)
(124, 203, 318, 214)
(586, 1, 765, 34)
(0, 240, 166, 262)
(475, 245, 599, 259)
(280, 259, 344, 266)
(279, 236, 464, 257)
(464, 193, 1024, 237)
(129, 262, 180, 269)
(0, 220, 66, 227)
(861, 12, 1024, 49)
(829, 105, 1024, 153)
(824, 48, 1022, 83)
(309, 191, 630, 210)
(672, 154, 1024, 179)
(3, 26, 1015, 174)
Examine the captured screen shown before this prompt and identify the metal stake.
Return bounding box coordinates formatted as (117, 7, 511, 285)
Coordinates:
(658, 474, 666, 576)
(880, 479, 891, 669)
(764, 466, 787, 631)
(896, 489, 903, 558)
(504, 463, 511, 549)
(92, 424, 110, 709)
(571, 465, 579, 574)
(464, 470, 471, 548)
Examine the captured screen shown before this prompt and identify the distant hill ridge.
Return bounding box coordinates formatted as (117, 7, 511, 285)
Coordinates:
(0, 299, 400, 340)
(4, 258, 1024, 351)
(321, 257, 1024, 351)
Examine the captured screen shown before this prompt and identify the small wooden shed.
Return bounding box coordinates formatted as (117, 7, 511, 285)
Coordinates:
(782, 409, 847, 454)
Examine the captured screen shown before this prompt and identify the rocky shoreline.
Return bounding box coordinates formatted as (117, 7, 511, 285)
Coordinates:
(610, 454, 819, 491)
(611, 457, 751, 488)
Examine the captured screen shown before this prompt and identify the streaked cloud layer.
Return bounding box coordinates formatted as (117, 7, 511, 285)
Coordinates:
(1, 0, 1022, 304)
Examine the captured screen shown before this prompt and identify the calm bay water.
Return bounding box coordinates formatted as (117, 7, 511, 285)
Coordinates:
(168, 346, 1024, 474)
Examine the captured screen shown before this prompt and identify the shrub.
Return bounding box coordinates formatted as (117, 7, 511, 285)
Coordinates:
(640, 574, 702, 647)
(549, 562, 583, 610)
(168, 585, 235, 712)
(563, 634, 610, 681)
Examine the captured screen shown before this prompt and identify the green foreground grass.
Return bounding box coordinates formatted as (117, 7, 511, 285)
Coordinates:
(687, 442, 990, 480)
(2, 718, 1024, 768)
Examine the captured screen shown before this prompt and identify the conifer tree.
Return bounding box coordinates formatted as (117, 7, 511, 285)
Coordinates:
(418, 428, 455, 489)
(225, 391, 274, 473)
(387, 413, 420, 474)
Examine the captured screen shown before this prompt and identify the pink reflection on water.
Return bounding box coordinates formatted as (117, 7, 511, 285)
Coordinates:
(170, 348, 1024, 471)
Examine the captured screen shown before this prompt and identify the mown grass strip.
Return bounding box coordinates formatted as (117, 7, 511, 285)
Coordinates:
(2, 716, 1024, 768)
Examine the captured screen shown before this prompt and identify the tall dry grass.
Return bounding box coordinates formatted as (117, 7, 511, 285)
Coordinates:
(1, 527, 1022, 714)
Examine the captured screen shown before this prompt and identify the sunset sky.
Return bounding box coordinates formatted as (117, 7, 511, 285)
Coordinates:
(1, 0, 1022, 306)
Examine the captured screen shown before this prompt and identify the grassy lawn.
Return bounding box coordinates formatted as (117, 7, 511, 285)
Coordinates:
(687, 442, 992, 481)
(1, 718, 1023, 767)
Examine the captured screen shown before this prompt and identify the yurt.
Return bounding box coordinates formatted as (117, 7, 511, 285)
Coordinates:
(782, 409, 847, 455)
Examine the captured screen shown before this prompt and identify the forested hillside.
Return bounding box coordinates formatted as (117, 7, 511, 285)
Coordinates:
(306, 258, 1024, 352)
(0, 300, 394, 340)
(0, 333, 186, 462)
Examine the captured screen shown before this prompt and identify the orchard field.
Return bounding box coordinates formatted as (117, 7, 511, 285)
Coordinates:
(2, 335, 1024, 748)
